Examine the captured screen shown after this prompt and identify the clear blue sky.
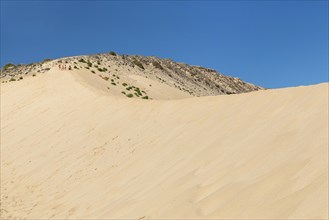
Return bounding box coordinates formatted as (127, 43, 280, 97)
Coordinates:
(1, 1, 328, 88)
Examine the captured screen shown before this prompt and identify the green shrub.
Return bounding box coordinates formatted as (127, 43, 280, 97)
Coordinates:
(142, 96, 149, 99)
(91, 70, 95, 74)
(126, 93, 133, 98)
(3, 63, 15, 70)
(69, 66, 72, 70)
(74, 66, 78, 69)
(111, 82, 116, 86)
(98, 68, 103, 72)
(109, 51, 117, 56)
(102, 67, 108, 72)
(121, 91, 126, 94)
(132, 60, 144, 70)
(87, 61, 92, 67)
(97, 61, 101, 65)
(103, 77, 109, 81)
(152, 61, 163, 69)
(122, 83, 128, 86)
(78, 58, 86, 63)
(9, 78, 16, 81)
(43, 58, 51, 62)
(45, 68, 50, 71)
(32, 74, 36, 77)
(19, 76, 23, 80)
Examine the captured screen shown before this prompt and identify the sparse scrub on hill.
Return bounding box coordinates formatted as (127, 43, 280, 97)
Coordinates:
(132, 60, 144, 70)
(43, 58, 51, 62)
(122, 83, 128, 87)
(111, 82, 117, 86)
(126, 93, 133, 98)
(78, 58, 86, 63)
(91, 70, 95, 74)
(9, 78, 16, 81)
(121, 91, 126, 95)
(97, 61, 101, 65)
(142, 96, 149, 99)
(109, 51, 117, 56)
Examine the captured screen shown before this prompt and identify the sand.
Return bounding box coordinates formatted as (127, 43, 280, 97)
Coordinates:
(1, 69, 328, 219)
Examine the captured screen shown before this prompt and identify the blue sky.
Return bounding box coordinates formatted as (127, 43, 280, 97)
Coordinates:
(1, 1, 328, 88)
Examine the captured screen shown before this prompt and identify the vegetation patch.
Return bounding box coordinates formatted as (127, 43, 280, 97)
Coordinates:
(109, 51, 117, 56)
(132, 60, 144, 70)
(152, 61, 163, 69)
(3, 63, 15, 70)
(126, 93, 133, 98)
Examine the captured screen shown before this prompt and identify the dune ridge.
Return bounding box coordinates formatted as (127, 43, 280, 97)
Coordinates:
(0, 68, 328, 219)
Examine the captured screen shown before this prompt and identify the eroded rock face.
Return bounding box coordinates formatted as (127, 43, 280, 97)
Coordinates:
(1, 53, 263, 96)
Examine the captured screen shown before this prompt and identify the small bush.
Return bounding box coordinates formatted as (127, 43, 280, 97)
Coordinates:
(102, 67, 108, 72)
(32, 74, 36, 77)
(126, 93, 133, 98)
(19, 76, 23, 80)
(152, 61, 163, 69)
(121, 91, 126, 94)
(4, 63, 15, 70)
(43, 58, 51, 62)
(69, 66, 72, 70)
(122, 83, 128, 86)
(87, 61, 92, 67)
(103, 77, 109, 81)
(111, 82, 116, 86)
(109, 51, 117, 56)
(142, 96, 149, 99)
(97, 61, 101, 65)
(9, 78, 16, 81)
(98, 68, 103, 72)
(45, 68, 50, 71)
(91, 70, 95, 74)
(78, 58, 86, 63)
(132, 60, 144, 70)
(74, 66, 78, 69)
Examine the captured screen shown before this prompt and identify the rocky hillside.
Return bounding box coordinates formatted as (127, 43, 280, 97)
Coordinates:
(1, 52, 263, 98)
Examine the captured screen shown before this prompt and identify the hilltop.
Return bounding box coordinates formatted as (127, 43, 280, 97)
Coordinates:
(1, 52, 262, 100)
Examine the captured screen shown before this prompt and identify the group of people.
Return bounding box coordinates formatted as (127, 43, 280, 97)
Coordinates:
(58, 64, 68, 70)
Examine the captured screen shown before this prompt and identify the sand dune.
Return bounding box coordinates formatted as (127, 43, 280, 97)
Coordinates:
(1, 69, 328, 219)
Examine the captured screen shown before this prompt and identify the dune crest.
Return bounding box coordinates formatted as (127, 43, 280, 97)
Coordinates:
(1, 65, 328, 219)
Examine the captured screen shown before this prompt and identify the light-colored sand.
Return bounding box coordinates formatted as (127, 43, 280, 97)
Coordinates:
(1, 69, 328, 219)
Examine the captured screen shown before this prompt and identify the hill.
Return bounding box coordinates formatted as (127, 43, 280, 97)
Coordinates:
(1, 53, 262, 100)
(0, 54, 328, 219)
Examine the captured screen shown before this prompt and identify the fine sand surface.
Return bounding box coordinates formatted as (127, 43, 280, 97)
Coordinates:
(1, 69, 328, 219)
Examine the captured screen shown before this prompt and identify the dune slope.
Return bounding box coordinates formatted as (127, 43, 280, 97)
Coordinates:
(1, 70, 328, 219)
